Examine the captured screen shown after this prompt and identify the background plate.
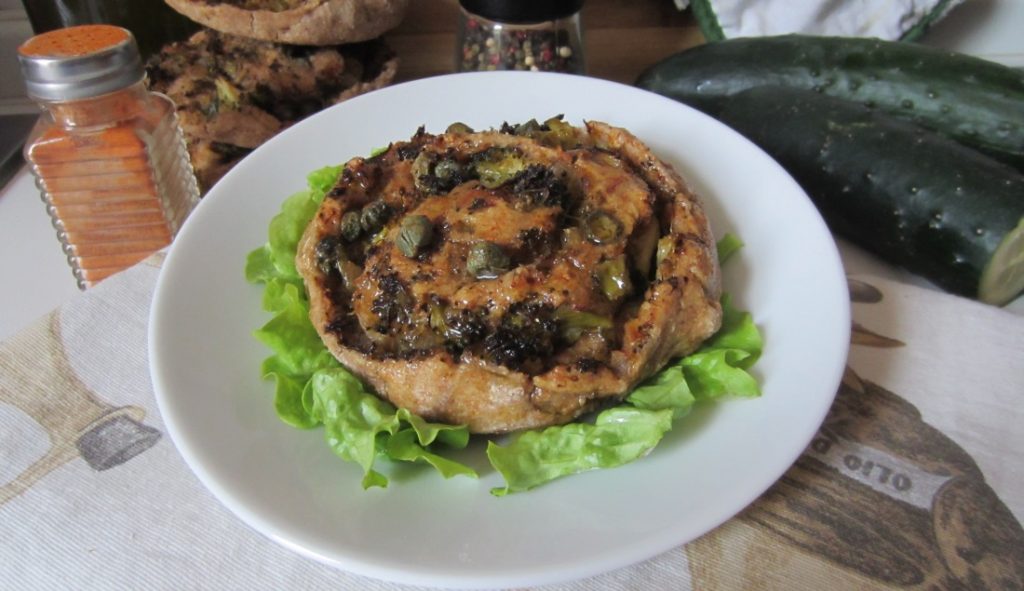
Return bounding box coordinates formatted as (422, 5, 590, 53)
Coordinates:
(149, 72, 850, 589)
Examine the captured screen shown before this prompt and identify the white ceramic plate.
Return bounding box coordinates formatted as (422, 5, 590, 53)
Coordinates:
(149, 72, 850, 589)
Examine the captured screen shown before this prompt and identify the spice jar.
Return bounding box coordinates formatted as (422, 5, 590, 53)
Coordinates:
(18, 24, 200, 289)
(456, 0, 585, 74)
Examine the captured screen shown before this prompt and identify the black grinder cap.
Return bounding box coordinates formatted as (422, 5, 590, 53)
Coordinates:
(459, 0, 585, 24)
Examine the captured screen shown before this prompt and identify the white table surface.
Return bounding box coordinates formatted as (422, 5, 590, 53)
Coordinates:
(0, 168, 81, 339)
(2, 0, 1022, 341)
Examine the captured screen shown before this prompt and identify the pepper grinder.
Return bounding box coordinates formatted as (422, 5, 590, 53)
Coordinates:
(456, 0, 586, 74)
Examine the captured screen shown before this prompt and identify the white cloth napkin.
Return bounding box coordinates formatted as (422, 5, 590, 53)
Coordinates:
(1, 251, 1022, 589)
(676, 0, 964, 40)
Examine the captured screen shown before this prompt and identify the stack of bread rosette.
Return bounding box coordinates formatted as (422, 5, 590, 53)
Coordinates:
(147, 0, 407, 192)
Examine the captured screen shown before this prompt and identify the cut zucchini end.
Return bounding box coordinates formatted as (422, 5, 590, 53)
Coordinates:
(979, 217, 1024, 306)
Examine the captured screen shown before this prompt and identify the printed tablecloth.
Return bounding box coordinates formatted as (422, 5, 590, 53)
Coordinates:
(2, 252, 1022, 590)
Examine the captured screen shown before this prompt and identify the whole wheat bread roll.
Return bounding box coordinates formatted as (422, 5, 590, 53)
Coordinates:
(163, 0, 409, 46)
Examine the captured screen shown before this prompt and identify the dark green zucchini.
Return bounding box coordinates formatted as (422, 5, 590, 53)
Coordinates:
(635, 35, 1024, 172)
(713, 86, 1024, 305)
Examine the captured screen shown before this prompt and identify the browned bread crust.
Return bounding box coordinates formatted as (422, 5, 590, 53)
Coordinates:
(163, 0, 409, 46)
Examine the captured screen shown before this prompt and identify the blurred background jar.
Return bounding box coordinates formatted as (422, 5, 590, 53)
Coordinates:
(18, 24, 200, 289)
(456, 0, 585, 74)
(20, 0, 197, 58)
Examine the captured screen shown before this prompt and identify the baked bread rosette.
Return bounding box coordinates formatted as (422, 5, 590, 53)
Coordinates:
(297, 118, 723, 433)
(147, 29, 397, 191)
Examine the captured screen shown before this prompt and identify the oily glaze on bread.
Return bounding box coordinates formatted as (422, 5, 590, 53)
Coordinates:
(296, 119, 722, 433)
(163, 0, 409, 46)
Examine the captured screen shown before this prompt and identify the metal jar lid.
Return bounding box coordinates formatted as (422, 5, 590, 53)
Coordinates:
(459, 0, 585, 24)
(17, 24, 144, 102)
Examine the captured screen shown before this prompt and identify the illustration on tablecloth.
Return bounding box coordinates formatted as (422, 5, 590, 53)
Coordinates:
(0, 311, 161, 507)
(686, 279, 1024, 590)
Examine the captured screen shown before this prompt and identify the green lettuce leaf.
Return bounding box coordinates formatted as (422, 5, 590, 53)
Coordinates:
(248, 166, 342, 427)
(308, 369, 401, 488)
(244, 245, 277, 284)
(253, 278, 339, 429)
(308, 368, 476, 489)
(705, 295, 763, 368)
(261, 356, 320, 429)
(385, 429, 478, 480)
(307, 165, 344, 196)
(626, 365, 696, 418)
(254, 281, 338, 375)
(396, 408, 471, 449)
(487, 407, 675, 496)
(680, 349, 760, 400)
(717, 233, 744, 266)
(247, 164, 341, 284)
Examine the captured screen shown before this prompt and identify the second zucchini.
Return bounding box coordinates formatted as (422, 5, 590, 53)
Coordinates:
(714, 86, 1024, 305)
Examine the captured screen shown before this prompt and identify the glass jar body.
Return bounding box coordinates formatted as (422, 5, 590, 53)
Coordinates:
(455, 9, 585, 74)
(24, 82, 200, 288)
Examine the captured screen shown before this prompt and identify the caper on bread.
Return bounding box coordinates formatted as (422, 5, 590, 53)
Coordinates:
(296, 119, 723, 433)
(163, 0, 409, 46)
